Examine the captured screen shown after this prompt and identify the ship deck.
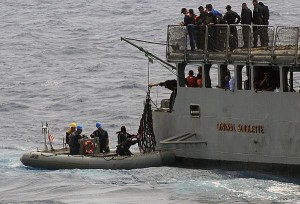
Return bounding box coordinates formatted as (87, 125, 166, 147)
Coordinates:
(167, 25, 300, 65)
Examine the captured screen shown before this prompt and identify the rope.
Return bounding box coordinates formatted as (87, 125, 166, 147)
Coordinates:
(148, 58, 150, 91)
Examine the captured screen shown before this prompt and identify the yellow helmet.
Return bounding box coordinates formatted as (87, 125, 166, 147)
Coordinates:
(70, 123, 77, 128)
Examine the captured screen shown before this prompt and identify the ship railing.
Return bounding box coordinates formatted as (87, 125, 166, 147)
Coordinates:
(167, 24, 300, 65)
(273, 26, 299, 64)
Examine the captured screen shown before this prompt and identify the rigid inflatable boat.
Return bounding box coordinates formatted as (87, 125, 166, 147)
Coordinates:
(21, 148, 174, 170)
(20, 122, 174, 170)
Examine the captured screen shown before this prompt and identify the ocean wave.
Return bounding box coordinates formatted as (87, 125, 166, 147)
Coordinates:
(0, 145, 25, 151)
(0, 102, 29, 112)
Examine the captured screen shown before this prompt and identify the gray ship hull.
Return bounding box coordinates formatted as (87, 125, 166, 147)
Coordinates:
(153, 85, 300, 170)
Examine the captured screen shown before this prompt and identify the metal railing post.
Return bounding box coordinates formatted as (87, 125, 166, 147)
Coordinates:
(295, 27, 299, 65)
(204, 25, 208, 62)
(271, 26, 276, 64)
(225, 25, 230, 63)
(184, 26, 187, 62)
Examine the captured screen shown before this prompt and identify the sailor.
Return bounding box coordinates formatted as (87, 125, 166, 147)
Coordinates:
(186, 70, 198, 87)
(223, 5, 241, 50)
(204, 4, 218, 51)
(252, 0, 264, 47)
(69, 124, 83, 155)
(259, 72, 274, 91)
(197, 66, 203, 88)
(116, 126, 139, 156)
(90, 122, 110, 153)
(205, 4, 222, 19)
(195, 6, 207, 50)
(258, 2, 270, 46)
(229, 76, 235, 91)
(180, 8, 195, 51)
(241, 3, 252, 48)
(223, 5, 241, 25)
(65, 122, 76, 146)
(148, 79, 177, 111)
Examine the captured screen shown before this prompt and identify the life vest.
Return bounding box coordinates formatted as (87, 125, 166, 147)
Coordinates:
(197, 78, 203, 88)
(186, 76, 198, 87)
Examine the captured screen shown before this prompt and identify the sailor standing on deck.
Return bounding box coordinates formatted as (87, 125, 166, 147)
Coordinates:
(69, 125, 83, 155)
(241, 3, 252, 48)
(259, 2, 270, 46)
(252, 0, 264, 47)
(223, 5, 241, 50)
(180, 8, 195, 51)
(90, 122, 110, 153)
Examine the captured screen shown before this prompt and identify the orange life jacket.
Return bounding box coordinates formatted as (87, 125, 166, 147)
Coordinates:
(197, 78, 203, 88)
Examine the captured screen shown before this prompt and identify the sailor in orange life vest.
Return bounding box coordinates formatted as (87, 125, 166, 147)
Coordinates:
(148, 79, 177, 111)
(185, 70, 198, 87)
(196, 66, 203, 87)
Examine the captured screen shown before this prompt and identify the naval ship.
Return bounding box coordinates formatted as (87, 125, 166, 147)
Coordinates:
(21, 24, 300, 171)
(131, 24, 300, 171)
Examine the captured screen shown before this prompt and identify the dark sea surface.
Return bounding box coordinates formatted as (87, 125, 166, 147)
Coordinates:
(1, 0, 300, 203)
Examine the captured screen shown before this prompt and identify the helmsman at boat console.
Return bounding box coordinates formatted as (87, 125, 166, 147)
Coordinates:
(90, 122, 110, 153)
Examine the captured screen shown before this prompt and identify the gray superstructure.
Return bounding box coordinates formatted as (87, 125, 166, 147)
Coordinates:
(153, 24, 300, 170)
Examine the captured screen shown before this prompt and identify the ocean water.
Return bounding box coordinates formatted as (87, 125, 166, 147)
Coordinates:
(1, 0, 300, 203)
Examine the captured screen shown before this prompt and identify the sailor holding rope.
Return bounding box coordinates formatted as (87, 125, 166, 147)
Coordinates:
(148, 79, 177, 111)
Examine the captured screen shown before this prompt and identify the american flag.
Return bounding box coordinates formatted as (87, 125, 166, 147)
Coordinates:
(48, 133, 55, 142)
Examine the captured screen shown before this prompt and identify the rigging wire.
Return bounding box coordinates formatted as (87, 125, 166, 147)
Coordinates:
(293, 78, 300, 87)
(148, 57, 150, 90)
(124, 37, 167, 46)
(147, 54, 186, 81)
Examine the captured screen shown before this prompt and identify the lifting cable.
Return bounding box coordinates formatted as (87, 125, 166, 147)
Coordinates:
(121, 37, 176, 71)
(121, 37, 186, 82)
(123, 37, 167, 46)
(122, 37, 182, 153)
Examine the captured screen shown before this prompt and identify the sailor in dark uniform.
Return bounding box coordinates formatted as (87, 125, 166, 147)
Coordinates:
(252, 0, 264, 47)
(116, 126, 139, 156)
(90, 122, 110, 153)
(223, 5, 241, 50)
(241, 3, 252, 48)
(148, 79, 177, 111)
(259, 2, 270, 46)
(69, 125, 83, 155)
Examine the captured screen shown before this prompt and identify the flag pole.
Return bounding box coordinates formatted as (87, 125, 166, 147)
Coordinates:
(42, 122, 48, 151)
